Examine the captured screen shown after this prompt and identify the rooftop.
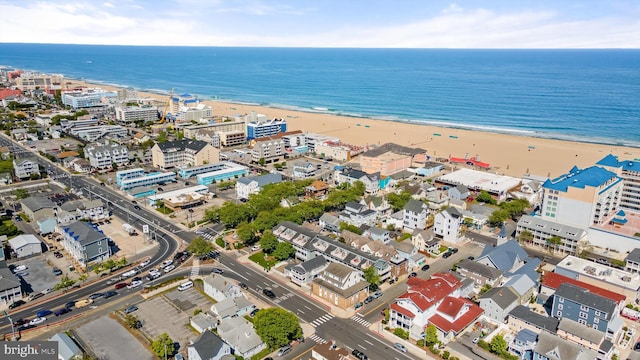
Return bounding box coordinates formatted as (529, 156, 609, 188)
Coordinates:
(361, 142, 425, 158)
(542, 272, 626, 304)
(555, 283, 617, 319)
(556, 255, 640, 291)
(437, 168, 521, 194)
(543, 165, 619, 192)
(508, 305, 559, 333)
(480, 287, 519, 309)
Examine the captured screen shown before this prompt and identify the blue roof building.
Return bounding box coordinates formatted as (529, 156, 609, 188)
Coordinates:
(596, 154, 640, 213)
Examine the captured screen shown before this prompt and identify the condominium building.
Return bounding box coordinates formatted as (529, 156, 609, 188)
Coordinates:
(196, 163, 248, 185)
(13, 156, 40, 179)
(183, 121, 247, 139)
(84, 143, 129, 169)
(595, 154, 640, 212)
(250, 137, 284, 163)
(115, 105, 158, 123)
(246, 118, 287, 140)
(68, 125, 128, 142)
(151, 140, 219, 169)
(516, 215, 587, 255)
(61, 89, 118, 108)
(58, 221, 111, 268)
(116, 170, 177, 191)
(360, 143, 426, 176)
(60, 117, 99, 131)
(15, 72, 63, 91)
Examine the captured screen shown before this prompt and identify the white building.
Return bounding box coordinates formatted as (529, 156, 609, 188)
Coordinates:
(434, 207, 464, 244)
(13, 157, 40, 179)
(61, 89, 117, 108)
(235, 173, 282, 200)
(84, 143, 129, 169)
(115, 105, 158, 123)
(437, 168, 522, 201)
(8, 234, 42, 258)
(69, 125, 128, 142)
(403, 199, 428, 230)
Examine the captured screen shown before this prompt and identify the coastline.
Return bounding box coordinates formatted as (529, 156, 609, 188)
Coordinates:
(67, 79, 640, 179)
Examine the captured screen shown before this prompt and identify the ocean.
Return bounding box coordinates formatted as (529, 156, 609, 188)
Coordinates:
(1, 44, 639, 147)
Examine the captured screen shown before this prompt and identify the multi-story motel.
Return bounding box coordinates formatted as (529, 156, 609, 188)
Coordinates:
(146, 185, 209, 207)
(57, 221, 111, 268)
(15, 72, 64, 92)
(251, 137, 284, 163)
(178, 162, 248, 182)
(314, 141, 359, 162)
(68, 125, 128, 142)
(359, 143, 427, 177)
(301, 133, 340, 153)
(516, 215, 587, 255)
(183, 121, 247, 148)
(61, 89, 118, 108)
(596, 154, 640, 212)
(60, 117, 99, 131)
(246, 118, 287, 140)
(436, 168, 522, 202)
(151, 140, 219, 170)
(115, 105, 158, 123)
(84, 143, 129, 170)
(115, 168, 177, 191)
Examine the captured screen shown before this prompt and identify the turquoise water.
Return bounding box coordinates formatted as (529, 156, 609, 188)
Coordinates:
(1, 44, 638, 146)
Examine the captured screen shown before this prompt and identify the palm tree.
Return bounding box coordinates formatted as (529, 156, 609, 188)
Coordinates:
(517, 230, 534, 245)
(546, 235, 563, 253)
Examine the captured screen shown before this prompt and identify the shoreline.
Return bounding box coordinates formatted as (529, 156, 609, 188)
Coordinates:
(63, 78, 640, 179)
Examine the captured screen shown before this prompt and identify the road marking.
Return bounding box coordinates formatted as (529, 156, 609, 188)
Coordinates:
(297, 309, 305, 314)
(359, 344, 367, 350)
(364, 339, 373, 346)
(304, 305, 312, 310)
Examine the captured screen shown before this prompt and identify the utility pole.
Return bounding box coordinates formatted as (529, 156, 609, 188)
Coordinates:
(3, 310, 16, 341)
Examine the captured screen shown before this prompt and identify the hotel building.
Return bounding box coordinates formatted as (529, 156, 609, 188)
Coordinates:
(84, 143, 129, 170)
(62, 89, 118, 108)
(115, 105, 159, 123)
(360, 143, 426, 176)
(15, 73, 63, 92)
(595, 154, 640, 212)
(246, 118, 287, 140)
(115, 168, 177, 191)
(151, 140, 219, 170)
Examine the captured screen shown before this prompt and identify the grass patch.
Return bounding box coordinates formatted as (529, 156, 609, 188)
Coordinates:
(249, 252, 277, 269)
(155, 206, 173, 215)
(250, 347, 273, 360)
(437, 245, 449, 254)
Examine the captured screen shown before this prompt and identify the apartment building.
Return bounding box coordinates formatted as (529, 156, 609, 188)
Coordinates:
(360, 143, 426, 176)
(58, 221, 111, 268)
(311, 262, 369, 309)
(250, 137, 284, 163)
(152, 139, 219, 169)
(62, 89, 118, 108)
(246, 118, 287, 140)
(85, 143, 129, 170)
(15, 73, 63, 91)
(13, 156, 40, 179)
(596, 154, 640, 212)
(115, 105, 158, 123)
(68, 125, 128, 142)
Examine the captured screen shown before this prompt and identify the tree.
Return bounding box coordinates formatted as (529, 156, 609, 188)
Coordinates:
(236, 221, 257, 243)
(151, 333, 174, 359)
(425, 324, 438, 347)
(387, 191, 412, 211)
(546, 235, 563, 253)
(53, 275, 76, 290)
(78, 274, 89, 283)
(260, 231, 279, 254)
(14, 188, 29, 199)
(516, 229, 534, 244)
(187, 236, 214, 256)
(29, 172, 40, 180)
(339, 222, 363, 235)
(111, 162, 118, 171)
(258, 157, 266, 166)
(476, 190, 497, 205)
(272, 242, 295, 261)
(253, 308, 302, 349)
(489, 334, 507, 355)
(157, 130, 168, 143)
(124, 314, 141, 329)
(488, 209, 510, 227)
(363, 266, 380, 286)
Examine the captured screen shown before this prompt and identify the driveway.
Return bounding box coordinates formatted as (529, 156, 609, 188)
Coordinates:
(76, 316, 154, 360)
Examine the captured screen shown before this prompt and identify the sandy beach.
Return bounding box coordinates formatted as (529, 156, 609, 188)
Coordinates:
(68, 80, 640, 179)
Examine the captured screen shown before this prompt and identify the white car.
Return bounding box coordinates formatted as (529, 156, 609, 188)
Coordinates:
(251, 244, 261, 251)
(127, 280, 143, 289)
(162, 259, 174, 267)
(178, 281, 194, 291)
(149, 269, 161, 276)
(29, 317, 46, 325)
(122, 269, 138, 278)
(41, 288, 53, 295)
(139, 259, 151, 268)
(163, 265, 175, 273)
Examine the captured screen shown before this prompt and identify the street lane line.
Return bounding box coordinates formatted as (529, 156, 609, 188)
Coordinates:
(364, 340, 373, 346)
(304, 305, 312, 310)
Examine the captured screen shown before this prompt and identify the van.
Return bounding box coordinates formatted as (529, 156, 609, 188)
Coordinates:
(178, 281, 193, 291)
(277, 345, 292, 357)
(75, 299, 94, 308)
(13, 265, 27, 273)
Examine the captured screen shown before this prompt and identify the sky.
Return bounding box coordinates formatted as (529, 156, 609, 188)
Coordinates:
(1, 0, 639, 48)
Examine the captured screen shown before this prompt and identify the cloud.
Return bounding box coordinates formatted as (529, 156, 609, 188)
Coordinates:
(103, 2, 115, 8)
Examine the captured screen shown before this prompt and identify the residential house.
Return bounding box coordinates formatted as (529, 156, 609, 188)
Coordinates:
(58, 221, 111, 268)
(20, 197, 54, 221)
(411, 228, 440, 254)
(312, 262, 369, 309)
(479, 287, 520, 323)
(84, 142, 129, 170)
(391, 241, 427, 270)
(339, 201, 377, 227)
(190, 312, 217, 334)
(0, 261, 23, 306)
(235, 173, 282, 200)
(556, 318, 609, 355)
(433, 207, 464, 244)
(152, 139, 219, 169)
(507, 305, 559, 335)
(35, 216, 57, 235)
(448, 185, 470, 201)
(360, 195, 392, 218)
(77, 199, 108, 221)
(319, 213, 341, 233)
(305, 180, 330, 199)
(187, 330, 233, 360)
(425, 189, 450, 212)
(532, 331, 598, 360)
(8, 234, 42, 258)
(292, 161, 317, 179)
(455, 259, 504, 287)
(211, 296, 256, 320)
(216, 317, 267, 359)
(70, 158, 92, 173)
(334, 168, 380, 195)
(49, 333, 82, 360)
(203, 274, 243, 302)
(475, 240, 529, 274)
(502, 274, 536, 305)
(13, 156, 40, 179)
(540, 271, 626, 312)
(624, 248, 640, 273)
(363, 227, 391, 245)
(284, 256, 329, 286)
(403, 199, 428, 230)
(508, 329, 538, 360)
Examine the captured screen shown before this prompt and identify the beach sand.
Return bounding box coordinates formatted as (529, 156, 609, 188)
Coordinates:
(68, 80, 640, 179)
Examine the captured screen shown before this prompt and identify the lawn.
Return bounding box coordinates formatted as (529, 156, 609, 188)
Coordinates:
(248, 252, 278, 269)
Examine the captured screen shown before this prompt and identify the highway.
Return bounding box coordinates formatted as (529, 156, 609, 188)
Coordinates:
(0, 134, 424, 359)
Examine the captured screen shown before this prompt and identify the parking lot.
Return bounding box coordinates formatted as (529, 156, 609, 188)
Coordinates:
(12, 256, 62, 295)
(76, 316, 154, 360)
(137, 287, 212, 348)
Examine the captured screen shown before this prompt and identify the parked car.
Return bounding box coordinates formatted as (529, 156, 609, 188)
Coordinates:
(162, 259, 174, 267)
(139, 259, 151, 268)
(124, 305, 138, 314)
(355, 302, 363, 309)
(473, 337, 480, 344)
(373, 291, 383, 299)
(9, 300, 26, 309)
(442, 252, 453, 258)
(364, 296, 375, 304)
(75, 299, 93, 308)
(351, 349, 368, 360)
(250, 308, 260, 317)
(277, 345, 292, 357)
(127, 280, 143, 289)
(178, 281, 194, 291)
(421, 264, 430, 271)
(52, 267, 63, 275)
(134, 205, 141, 210)
(450, 247, 459, 253)
(54, 308, 71, 316)
(408, 272, 418, 278)
(467, 256, 475, 260)
(393, 343, 407, 353)
(103, 291, 118, 299)
(262, 289, 276, 299)
(238, 282, 248, 290)
(13, 265, 27, 273)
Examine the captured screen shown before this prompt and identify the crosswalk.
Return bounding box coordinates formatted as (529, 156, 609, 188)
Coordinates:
(310, 334, 328, 344)
(350, 314, 372, 327)
(310, 313, 335, 327)
(190, 259, 200, 277)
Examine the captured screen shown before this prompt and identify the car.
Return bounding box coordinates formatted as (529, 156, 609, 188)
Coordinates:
(364, 296, 375, 304)
(408, 272, 418, 278)
(131, 200, 137, 204)
(115, 282, 128, 289)
(14, 318, 28, 326)
(393, 343, 407, 353)
(263, 289, 276, 299)
(106, 278, 118, 285)
(163, 265, 175, 273)
(75, 299, 93, 308)
(65, 301, 77, 308)
(132, 276, 142, 282)
(52, 267, 63, 275)
(14, 216, 21, 222)
(17, 324, 37, 331)
(185, 182, 190, 186)
(13, 265, 27, 273)
(54, 251, 63, 258)
(29, 317, 46, 326)
(122, 269, 138, 278)
(37, 309, 52, 317)
(146, 273, 161, 281)
(251, 244, 260, 251)
(467, 256, 475, 260)
(157, 187, 163, 192)
(178, 281, 194, 291)
(354, 302, 363, 309)
(139, 259, 151, 268)
(421, 264, 430, 271)
(211, 268, 224, 274)
(9, 300, 26, 309)
(127, 280, 143, 289)
(250, 308, 260, 317)
(634, 342, 640, 352)
(373, 291, 383, 299)
(124, 305, 138, 314)
(100, 182, 105, 186)
(103, 291, 118, 299)
(162, 259, 174, 267)
(54, 307, 71, 316)
(134, 205, 141, 210)
(442, 252, 453, 258)
(389, 278, 396, 285)
(238, 282, 248, 290)
(451, 248, 459, 253)
(105, 219, 111, 224)
(276, 345, 292, 357)
(89, 293, 104, 300)
(473, 337, 480, 344)
(351, 349, 368, 360)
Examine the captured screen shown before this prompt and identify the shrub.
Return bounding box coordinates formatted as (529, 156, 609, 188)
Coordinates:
(393, 328, 410, 340)
(442, 350, 450, 359)
(477, 340, 490, 351)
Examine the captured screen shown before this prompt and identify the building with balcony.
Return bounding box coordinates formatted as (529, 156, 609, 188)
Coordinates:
(152, 139, 219, 169)
(68, 125, 128, 142)
(85, 143, 129, 170)
(334, 168, 381, 195)
(311, 262, 369, 309)
(15, 72, 63, 91)
(433, 207, 464, 244)
(61, 89, 117, 108)
(246, 116, 287, 140)
(13, 156, 40, 179)
(596, 154, 640, 212)
(250, 137, 284, 163)
(115, 168, 177, 191)
(235, 173, 282, 200)
(115, 105, 158, 123)
(515, 215, 587, 255)
(58, 221, 111, 268)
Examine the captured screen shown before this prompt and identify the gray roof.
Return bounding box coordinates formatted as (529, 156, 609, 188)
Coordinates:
(362, 143, 424, 157)
(190, 312, 216, 331)
(49, 333, 81, 360)
(626, 248, 640, 264)
(534, 330, 598, 360)
(60, 200, 83, 212)
(21, 197, 54, 212)
(478, 240, 528, 272)
(156, 139, 209, 152)
(366, 227, 389, 237)
(454, 184, 469, 193)
(517, 215, 587, 241)
(217, 317, 264, 355)
(297, 256, 328, 273)
(599, 340, 613, 353)
(324, 262, 355, 279)
(515, 328, 538, 344)
(503, 274, 536, 297)
(508, 305, 559, 333)
(214, 296, 254, 318)
(457, 259, 504, 279)
(341, 168, 378, 181)
(558, 318, 603, 345)
(80, 199, 104, 209)
(8, 234, 41, 249)
(445, 206, 462, 218)
(506, 256, 541, 284)
(190, 330, 227, 358)
(236, 173, 282, 186)
(319, 213, 340, 226)
(62, 221, 107, 245)
(404, 199, 426, 214)
(481, 287, 519, 309)
(0, 261, 21, 292)
(555, 283, 617, 320)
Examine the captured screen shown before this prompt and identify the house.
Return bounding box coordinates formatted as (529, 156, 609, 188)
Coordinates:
(363, 227, 391, 244)
(284, 256, 329, 286)
(532, 331, 598, 360)
(507, 305, 559, 335)
(58, 221, 111, 268)
(479, 287, 520, 323)
(339, 201, 377, 227)
(624, 248, 640, 273)
(13, 156, 40, 179)
(21, 197, 54, 221)
(556, 318, 608, 354)
(433, 207, 464, 244)
(77, 199, 108, 221)
(216, 317, 267, 359)
(360, 195, 392, 217)
(203, 274, 243, 302)
(319, 213, 341, 234)
(455, 259, 504, 287)
(475, 240, 529, 274)
(133, 132, 151, 144)
(391, 241, 426, 270)
(305, 180, 330, 199)
(292, 161, 317, 179)
(448, 184, 470, 201)
(502, 274, 536, 304)
(35, 216, 57, 235)
(211, 296, 256, 319)
(0, 261, 23, 306)
(190, 312, 217, 334)
(508, 329, 538, 360)
(311, 262, 370, 309)
(188, 330, 233, 360)
(235, 173, 282, 200)
(49, 333, 82, 360)
(411, 228, 439, 254)
(8, 234, 42, 258)
(334, 168, 380, 195)
(402, 199, 428, 230)
(311, 341, 355, 360)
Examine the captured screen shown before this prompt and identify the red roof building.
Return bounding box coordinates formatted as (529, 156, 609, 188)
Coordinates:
(541, 272, 626, 304)
(0, 88, 22, 100)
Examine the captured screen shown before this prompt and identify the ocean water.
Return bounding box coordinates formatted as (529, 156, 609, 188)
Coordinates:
(1, 44, 639, 147)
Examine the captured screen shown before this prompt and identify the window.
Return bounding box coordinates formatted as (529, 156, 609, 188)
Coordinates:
(594, 310, 601, 317)
(580, 305, 589, 311)
(594, 317, 599, 324)
(557, 304, 563, 311)
(578, 319, 587, 325)
(579, 312, 588, 319)
(558, 297, 564, 303)
(556, 311, 562, 317)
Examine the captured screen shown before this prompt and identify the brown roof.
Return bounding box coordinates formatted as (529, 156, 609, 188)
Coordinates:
(312, 342, 354, 360)
(56, 151, 80, 159)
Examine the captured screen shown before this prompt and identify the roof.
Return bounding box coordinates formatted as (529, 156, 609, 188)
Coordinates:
(319, 213, 340, 226)
(543, 165, 619, 192)
(8, 234, 41, 249)
(541, 272, 626, 304)
(478, 240, 528, 272)
(324, 262, 355, 279)
(155, 139, 209, 153)
(56, 151, 80, 159)
(0, 261, 22, 292)
(236, 173, 282, 187)
(480, 287, 519, 309)
(508, 305, 559, 332)
(503, 274, 536, 297)
(49, 333, 81, 360)
(429, 298, 484, 334)
(515, 328, 538, 344)
(555, 283, 617, 319)
(456, 259, 504, 279)
(190, 330, 228, 358)
(291, 256, 328, 274)
(217, 317, 264, 355)
(517, 215, 587, 241)
(404, 199, 426, 213)
(62, 221, 107, 245)
(312, 341, 351, 360)
(21, 197, 54, 212)
(190, 312, 216, 330)
(397, 273, 462, 311)
(534, 330, 597, 360)
(362, 143, 424, 158)
(558, 318, 604, 345)
(626, 248, 640, 264)
(596, 154, 640, 172)
(506, 256, 541, 283)
(80, 199, 104, 209)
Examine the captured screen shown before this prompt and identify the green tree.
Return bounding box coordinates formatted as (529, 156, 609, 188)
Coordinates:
(516, 229, 534, 244)
(236, 221, 257, 243)
(489, 334, 507, 355)
(547, 235, 563, 253)
(258, 157, 266, 166)
(339, 222, 363, 235)
(476, 190, 497, 205)
(0, 220, 21, 237)
(157, 130, 168, 143)
(187, 236, 215, 256)
(253, 308, 302, 349)
(272, 242, 295, 261)
(14, 188, 29, 199)
(111, 162, 118, 171)
(53, 275, 76, 290)
(488, 209, 510, 227)
(259, 231, 279, 254)
(151, 333, 174, 359)
(425, 324, 439, 347)
(363, 266, 380, 286)
(387, 191, 412, 211)
(124, 314, 141, 329)
(29, 172, 40, 180)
